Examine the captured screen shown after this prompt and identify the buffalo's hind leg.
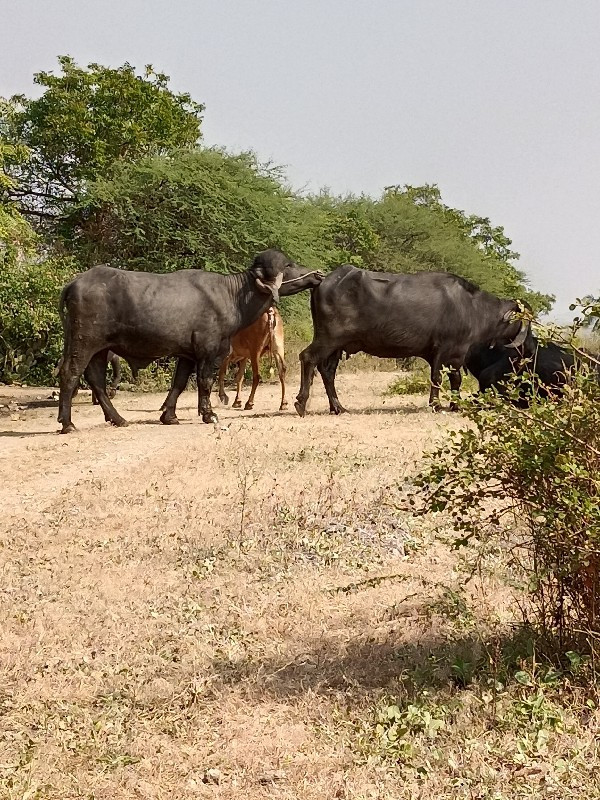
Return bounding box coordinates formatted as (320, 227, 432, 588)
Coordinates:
(317, 350, 346, 415)
(58, 350, 95, 433)
(295, 342, 330, 417)
(160, 358, 194, 424)
(85, 351, 128, 427)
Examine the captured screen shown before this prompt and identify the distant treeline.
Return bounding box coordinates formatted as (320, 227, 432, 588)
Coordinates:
(0, 57, 553, 384)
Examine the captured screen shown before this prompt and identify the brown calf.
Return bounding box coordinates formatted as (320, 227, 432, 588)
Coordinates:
(218, 308, 287, 411)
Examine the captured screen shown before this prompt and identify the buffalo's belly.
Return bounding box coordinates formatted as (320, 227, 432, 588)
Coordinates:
(341, 331, 432, 361)
(108, 331, 194, 361)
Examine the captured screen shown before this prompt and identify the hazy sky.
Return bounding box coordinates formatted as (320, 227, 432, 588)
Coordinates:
(2, 0, 599, 320)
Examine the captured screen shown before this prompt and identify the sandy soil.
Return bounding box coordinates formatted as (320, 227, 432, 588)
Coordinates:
(0, 374, 480, 799)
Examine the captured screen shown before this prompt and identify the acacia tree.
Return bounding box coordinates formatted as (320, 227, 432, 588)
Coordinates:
(1, 57, 203, 228)
(365, 184, 553, 312)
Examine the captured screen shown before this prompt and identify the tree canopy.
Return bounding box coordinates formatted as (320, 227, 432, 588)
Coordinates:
(1, 57, 203, 226)
(0, 56, 554, 383)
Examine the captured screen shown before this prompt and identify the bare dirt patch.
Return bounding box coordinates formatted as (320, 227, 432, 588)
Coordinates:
(1, 374, 596, 799)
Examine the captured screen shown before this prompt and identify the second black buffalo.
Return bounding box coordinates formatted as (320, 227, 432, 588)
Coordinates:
(294, 265, 532, 417)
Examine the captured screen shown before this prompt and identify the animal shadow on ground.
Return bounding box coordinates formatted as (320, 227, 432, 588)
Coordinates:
(0, 429, 55, 438)
(209, 618, 533, 700)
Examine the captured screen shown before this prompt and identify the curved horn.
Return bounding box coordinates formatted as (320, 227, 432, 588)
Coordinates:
(255, 277, 270, 295)
(506, 319, 530, 349)
(255, 272, 283, 304)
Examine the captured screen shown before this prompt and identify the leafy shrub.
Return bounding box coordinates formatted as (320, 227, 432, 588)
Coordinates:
(385, 363, 479, 397)
(385, 365, 432, 396)
(416, 337, 600, 645)
(0, 254, 76, 384)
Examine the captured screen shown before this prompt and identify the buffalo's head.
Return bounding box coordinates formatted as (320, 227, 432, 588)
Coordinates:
(280, 264, 325, 296)
(498, 302, 535, 354)
(251, 249, 291, 305)
(251, 249, 324, 303)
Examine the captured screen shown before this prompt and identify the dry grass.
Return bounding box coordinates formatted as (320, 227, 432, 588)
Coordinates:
(2, 372, 600, 799)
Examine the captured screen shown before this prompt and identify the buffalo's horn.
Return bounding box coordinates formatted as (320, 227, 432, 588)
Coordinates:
(255, 272, 283, 304)
(506, 319, 530, 349)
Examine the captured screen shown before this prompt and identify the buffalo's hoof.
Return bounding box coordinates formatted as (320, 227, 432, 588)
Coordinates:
(244, 402, 254, 410)
(60, 423, 76, 434)
(110, 417, 128, 427)
(202, 412, 218, 424)
(220, 395, 229, 406)
(160, 411, 179, 425)
(232, 400, 242, 409)
(329, 404, 347, 415)
(294, 400, 306, 418)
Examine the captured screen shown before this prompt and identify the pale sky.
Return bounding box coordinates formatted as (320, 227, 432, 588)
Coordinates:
(2, 0, 599, 321)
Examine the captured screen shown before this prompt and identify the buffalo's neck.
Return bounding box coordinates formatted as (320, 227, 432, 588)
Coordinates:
(225, 272, 271, 331)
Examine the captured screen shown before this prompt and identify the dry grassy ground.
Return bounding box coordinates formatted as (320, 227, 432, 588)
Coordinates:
(1, 373, 599, 799)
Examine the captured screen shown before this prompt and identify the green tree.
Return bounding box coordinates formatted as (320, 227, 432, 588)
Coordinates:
(1, 57, 203, 226)
(69, 148, 301, 272)
(363, 185, 553, 312)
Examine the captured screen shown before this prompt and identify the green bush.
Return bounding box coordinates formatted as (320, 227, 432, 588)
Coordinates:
(416, 339, 600, 645)
(0, 253, 76, 384)
(385, 363, 479, 397)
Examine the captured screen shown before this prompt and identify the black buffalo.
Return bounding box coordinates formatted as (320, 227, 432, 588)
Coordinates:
(294, 265, 531, 417)
(466, 340, 598, 403)
(57, 250, 322, 433)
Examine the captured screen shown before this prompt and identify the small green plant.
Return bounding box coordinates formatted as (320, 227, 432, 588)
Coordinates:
(385, 365, 431, 396)
(365, 699, 447, 762)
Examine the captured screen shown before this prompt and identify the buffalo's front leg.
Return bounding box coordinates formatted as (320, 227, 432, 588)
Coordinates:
(197, 340, 230, 423)
(160, 358, 194, 424)
(449, 367, 462, 411)
(197, 358, 219, 424)
(428, 354, 443, 410)
(85, 351, 128, 427)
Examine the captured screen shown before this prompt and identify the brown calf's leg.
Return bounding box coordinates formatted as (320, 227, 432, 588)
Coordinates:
(274, 352, 287, 410)
(218, 356, 231, 406)
(232, 359, 247, 409)
(244, 355, 261, 410)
